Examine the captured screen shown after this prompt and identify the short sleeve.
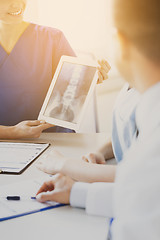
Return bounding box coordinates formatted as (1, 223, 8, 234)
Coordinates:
(52, 31, 76, 75)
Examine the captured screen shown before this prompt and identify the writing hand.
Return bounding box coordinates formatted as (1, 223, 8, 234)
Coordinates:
(36, 173, 75, 204)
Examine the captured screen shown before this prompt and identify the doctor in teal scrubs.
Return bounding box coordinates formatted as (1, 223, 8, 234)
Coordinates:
(0, 0, 76, 133)
(0, 0, 109, 137)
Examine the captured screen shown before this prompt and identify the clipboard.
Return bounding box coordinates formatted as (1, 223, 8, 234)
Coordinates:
(0, 142, 50, 174)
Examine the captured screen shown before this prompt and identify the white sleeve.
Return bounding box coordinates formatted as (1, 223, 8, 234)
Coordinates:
(70, 182, 114, 218)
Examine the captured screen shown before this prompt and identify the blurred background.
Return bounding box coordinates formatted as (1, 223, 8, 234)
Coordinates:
(24, 0, 124, 134)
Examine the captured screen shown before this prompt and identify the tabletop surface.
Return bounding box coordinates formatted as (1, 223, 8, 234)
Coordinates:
(0, 133, 109, 240)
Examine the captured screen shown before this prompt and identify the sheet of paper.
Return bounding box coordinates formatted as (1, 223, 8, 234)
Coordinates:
(0, 178, 60, 221)
(0, 142, 49, 173)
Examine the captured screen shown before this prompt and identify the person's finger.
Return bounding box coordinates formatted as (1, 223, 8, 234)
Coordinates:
(36, 190, 65, 203)
(98, 72, 103, 83)
(100, 160, 106, 164)
(98, 59, 111, 69)
(98, 59, 103, 66)
(45, 123, 54, 127)
(98, 60, 111, 75)
(40, 123, 54, 131)
(101, 60, 111, 70)
(32, 123, 53, 132)
(88, 153, 96, 163)
(99, 69, 109, 80)
(94, 153, 106, 164)
(36, 181, 55, 195)
(36, 191, 54, 202)
(101, 64, 110, 74)
(98, 64, 108, 75)
(37, 181, 55, 194)
(82, 156, 89, 163)
(26, 120, 43, 126)
(97, 158, 106, 164)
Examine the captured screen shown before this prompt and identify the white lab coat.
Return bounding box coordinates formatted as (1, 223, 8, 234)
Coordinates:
(70, 82, 160, 240)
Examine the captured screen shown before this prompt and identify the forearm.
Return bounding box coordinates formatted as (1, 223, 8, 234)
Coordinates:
(61, 159, 116, 183)
(98, 139, 114, 160)
(0, 125, 15, 139)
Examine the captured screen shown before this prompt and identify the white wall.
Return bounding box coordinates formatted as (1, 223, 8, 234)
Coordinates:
(24, 0, 39, 23)
(25, 0, 114, 61)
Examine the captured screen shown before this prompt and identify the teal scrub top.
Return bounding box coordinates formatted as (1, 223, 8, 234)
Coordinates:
(0, 23, 75, 132)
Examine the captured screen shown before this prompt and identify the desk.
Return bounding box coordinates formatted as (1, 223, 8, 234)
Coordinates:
(0, 133, 109, 240)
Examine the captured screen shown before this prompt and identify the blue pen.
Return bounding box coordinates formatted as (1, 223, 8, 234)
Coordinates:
(6, 196, 36, 201)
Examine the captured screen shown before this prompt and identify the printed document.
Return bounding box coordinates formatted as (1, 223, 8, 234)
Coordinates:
(0, 178, 61, 221)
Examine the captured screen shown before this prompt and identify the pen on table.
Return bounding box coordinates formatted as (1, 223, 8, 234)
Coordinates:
(6, 196, 36, 201)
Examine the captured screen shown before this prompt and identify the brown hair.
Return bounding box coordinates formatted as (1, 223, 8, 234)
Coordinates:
(113, 0, 160, 63)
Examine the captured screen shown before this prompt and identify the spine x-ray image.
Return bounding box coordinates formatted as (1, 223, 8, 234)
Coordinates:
(44, 62, 96, 124)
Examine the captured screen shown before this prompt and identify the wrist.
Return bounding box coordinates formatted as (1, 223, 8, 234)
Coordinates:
(70, 182, 90, 208)
(0, 126, 15, 139)
(10, 125, 21, 139)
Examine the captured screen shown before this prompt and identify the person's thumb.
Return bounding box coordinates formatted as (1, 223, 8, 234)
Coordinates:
(36, 190, 69, 204)
(35, 123, 53, 132)
(88, 153, 96, 163)
(36, 191, 57, 203)
(27, 120, 44, 126)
